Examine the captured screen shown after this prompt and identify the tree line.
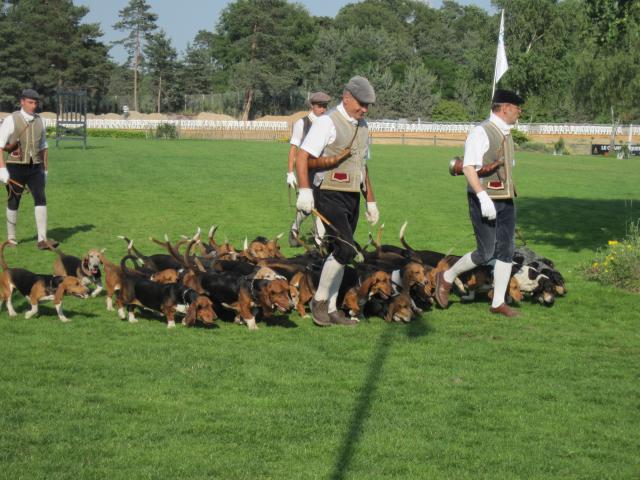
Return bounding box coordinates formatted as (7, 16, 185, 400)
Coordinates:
(0, 0, 638, 123)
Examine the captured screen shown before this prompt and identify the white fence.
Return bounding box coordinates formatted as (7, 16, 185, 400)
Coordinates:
(33, 118, 640, 137)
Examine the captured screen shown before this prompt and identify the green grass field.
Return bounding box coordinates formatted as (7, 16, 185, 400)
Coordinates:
(1, 138, 639, 479)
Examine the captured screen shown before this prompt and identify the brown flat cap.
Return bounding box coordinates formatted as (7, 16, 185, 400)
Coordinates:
(345, 76, 376, 104)
(309, 91, 331, 104)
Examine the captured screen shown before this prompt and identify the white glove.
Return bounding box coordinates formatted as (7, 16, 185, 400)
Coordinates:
(286, 171, 297, 188)
(296, 188, 314, 214)
(0, 167, 9, 184)
(44, 170, 48, 185)
(365, 201, 379, 225)
(477, 191, 496, 220)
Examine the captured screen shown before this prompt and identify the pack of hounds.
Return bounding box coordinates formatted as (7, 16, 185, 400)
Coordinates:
(0, 223, 566, 328)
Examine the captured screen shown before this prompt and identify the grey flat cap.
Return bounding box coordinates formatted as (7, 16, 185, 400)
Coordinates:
(21, 89, 40, 100)
(309, 91, 331, 104)
(345, 76, 376, 104)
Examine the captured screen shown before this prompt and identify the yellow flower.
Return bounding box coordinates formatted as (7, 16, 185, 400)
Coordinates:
(608, 240, 619, 246)
(592, 262, 599, 268)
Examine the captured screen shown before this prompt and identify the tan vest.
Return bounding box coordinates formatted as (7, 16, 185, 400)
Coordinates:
(478, 120, 516, 199)
(318, 110, 369, 193)
(5, 112, 45, 164)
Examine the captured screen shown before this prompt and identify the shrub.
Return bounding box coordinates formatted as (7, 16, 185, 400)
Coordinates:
(584, 219, 640, 293)
(511, 128, 529, 145)
(554, 137, 570, 155)
(518, 141, 553, 154)
(87, 128, 147, 139)
(155, 123, 178, 139)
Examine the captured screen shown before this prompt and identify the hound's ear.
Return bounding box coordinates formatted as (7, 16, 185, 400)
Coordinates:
(184, 302, 197, 326)
(384, 302, 396, 322)
(258, 284, 271, 311)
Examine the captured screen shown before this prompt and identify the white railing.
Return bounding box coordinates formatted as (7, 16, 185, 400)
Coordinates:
(15, 117, 638, 137)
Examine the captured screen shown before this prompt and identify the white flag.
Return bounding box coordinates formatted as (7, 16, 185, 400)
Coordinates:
(493, 9, 508, 86)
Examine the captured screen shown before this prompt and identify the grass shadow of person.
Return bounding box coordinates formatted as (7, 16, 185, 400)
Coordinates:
(330, 317, 432, 480)
(517, 197, 640, 251)
(22, 224, 95, 244)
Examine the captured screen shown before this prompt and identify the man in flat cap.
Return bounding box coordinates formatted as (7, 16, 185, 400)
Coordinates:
(0, 89, 57, 249)
(435, 89, 524, 317)
(295, 75, 379, 326)
(286, 91, 331, 247)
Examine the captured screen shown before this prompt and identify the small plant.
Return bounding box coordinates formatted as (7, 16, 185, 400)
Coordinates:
(585, 219, 640, 293)
(554, 137, 569, 155)
(155, 123, 178, 139)
(510, 128, 529, 145)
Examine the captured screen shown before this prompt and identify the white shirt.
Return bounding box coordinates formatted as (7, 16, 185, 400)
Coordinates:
(463, 112, 512, 169)
(0, 109, 48, 151)
(289, 112, 318, 147)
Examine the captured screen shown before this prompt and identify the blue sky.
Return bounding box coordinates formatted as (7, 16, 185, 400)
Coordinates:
(77, 0, 496, 63)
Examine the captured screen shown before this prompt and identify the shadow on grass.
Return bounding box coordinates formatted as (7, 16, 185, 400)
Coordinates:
(330, 319, 432, 480)
(22, 224, 95, 244)
(518, 197, 640, 251)
(34, 305, 99, 319)
(53, 144, 106, 150)
(262, 314, 298, 328)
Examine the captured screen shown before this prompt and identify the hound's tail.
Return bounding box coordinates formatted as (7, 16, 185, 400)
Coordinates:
(0, 240, 17, 271)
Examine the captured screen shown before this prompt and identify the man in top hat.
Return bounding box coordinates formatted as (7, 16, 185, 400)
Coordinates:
(434, 89, 524, 317)
(286, 91, 331, 247)
(0, 89, 57, 249)
(295, 76, 379, 326)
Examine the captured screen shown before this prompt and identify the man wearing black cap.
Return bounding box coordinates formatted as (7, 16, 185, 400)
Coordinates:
(286, 91, 331, 247)
(435, 89, 524, 317)
(295, 76, 379, 326)
(0, 89, 57, 249)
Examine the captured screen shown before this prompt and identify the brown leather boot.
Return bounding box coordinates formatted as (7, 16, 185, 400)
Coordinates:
(489, 303, 521, 317)
(434, 271, 452, 309)
(328, 309, 357, 326)
(310, 299, 332, 326)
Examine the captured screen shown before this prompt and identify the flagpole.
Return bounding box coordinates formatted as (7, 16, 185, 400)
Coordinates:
(491, 9, 508, 101)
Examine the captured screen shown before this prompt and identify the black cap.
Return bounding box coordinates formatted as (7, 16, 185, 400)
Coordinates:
(492, 89, 523, 106)
(21, 89, 40, 100)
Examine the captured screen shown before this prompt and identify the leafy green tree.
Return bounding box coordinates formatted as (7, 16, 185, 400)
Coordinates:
(180, 30, 217, 95)
(0, 0, 110, 112)
(144, 30, 177, 113)
(432, 99, 471, 121)
(113, 0, 158, 112)
(212, 0, 318, 119)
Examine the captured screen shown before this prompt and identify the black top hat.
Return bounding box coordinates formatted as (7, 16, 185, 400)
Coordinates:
(492, 89, 524, 106)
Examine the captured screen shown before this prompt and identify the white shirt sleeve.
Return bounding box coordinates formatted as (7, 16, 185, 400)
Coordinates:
(289, 118, 304, 147)
(0, 115, 15, 148)
(463, 125, 490, 169)
(300, 115, 336, 158)
(40, 118, 48, 151)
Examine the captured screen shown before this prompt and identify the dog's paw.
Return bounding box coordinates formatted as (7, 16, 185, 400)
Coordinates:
(24, 311, 35, 319)
(59, 316, 71, 323)
(167, 321, 176, 328)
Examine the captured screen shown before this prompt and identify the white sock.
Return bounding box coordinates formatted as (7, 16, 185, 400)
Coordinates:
(6, 208, 17, 241)
(35, 206, 47, 242)
(492, 260, 512, 308)
(314, 255, 344, 302)
(444, 252, 477, 284)
(327, 265, 345, 313)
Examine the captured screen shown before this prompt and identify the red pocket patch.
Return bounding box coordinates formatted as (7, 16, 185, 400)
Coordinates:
(488, 181, 504, 190)
(332, 172, 349, 183)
